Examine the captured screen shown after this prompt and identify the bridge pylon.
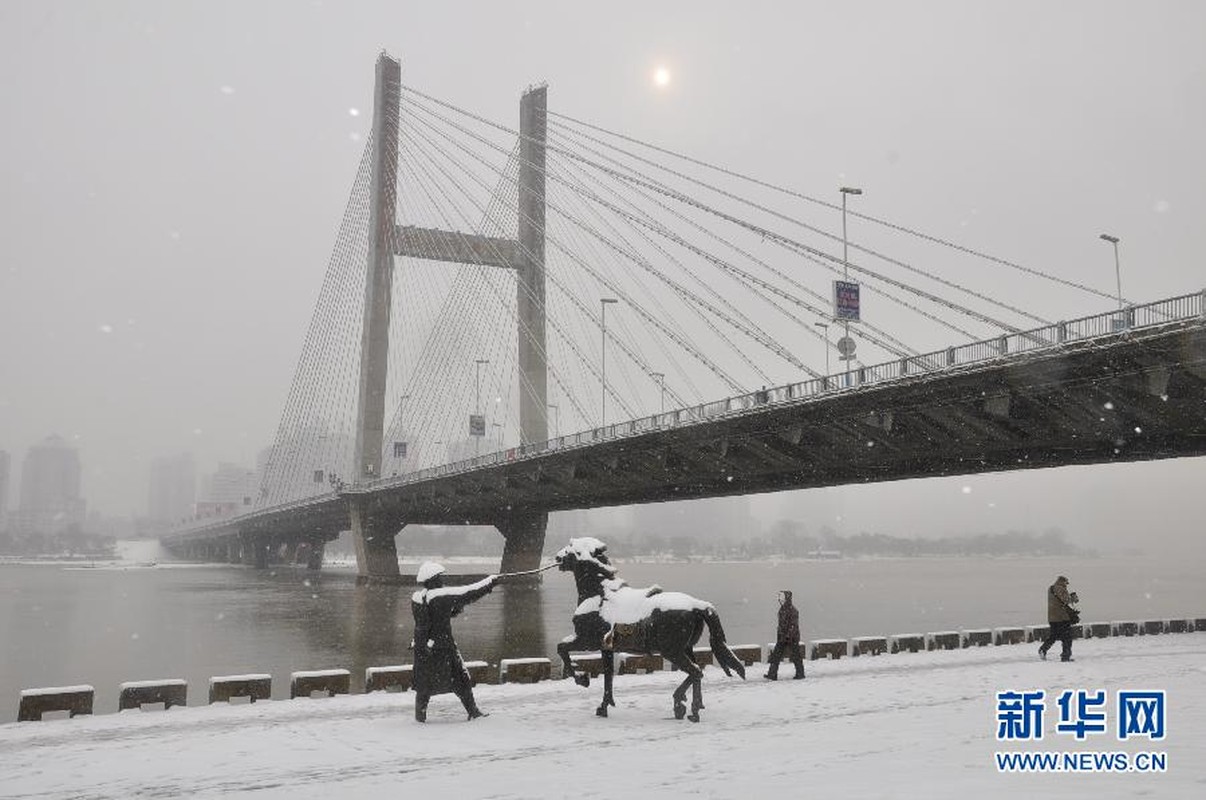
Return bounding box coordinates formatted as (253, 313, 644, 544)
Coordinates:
(350, 55, 551, 582)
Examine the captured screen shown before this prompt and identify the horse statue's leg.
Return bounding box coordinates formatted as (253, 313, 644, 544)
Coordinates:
(665, 651, 704, 722)
(596, 649, 616, 717)
(557, 636, 591, 687)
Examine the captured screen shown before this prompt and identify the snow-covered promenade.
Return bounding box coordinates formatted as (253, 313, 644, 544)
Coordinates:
(3, 634, 1204, 799)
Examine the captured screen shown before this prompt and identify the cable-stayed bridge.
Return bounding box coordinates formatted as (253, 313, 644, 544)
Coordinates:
(160, 53, 1206, 581)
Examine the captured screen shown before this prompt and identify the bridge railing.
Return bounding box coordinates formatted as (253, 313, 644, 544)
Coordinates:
(354, 291, 1203, 496)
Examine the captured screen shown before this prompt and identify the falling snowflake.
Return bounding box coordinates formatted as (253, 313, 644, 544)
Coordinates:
(1153, 200, 1171, 213)
(220, 85, 235, 95)
(1103, 401, 1115, 410)
(961, 486, 972, 494)
(99, 324, 113, 334)
(348, 108, 360, 117)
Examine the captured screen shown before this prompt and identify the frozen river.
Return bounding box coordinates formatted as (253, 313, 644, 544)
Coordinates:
(2, 546, 1203, 715)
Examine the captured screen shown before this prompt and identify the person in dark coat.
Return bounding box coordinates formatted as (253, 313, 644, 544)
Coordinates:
(1039, 575, 1079, 662)
(411, 562, 497, 722)
(764, 590, 805, 680)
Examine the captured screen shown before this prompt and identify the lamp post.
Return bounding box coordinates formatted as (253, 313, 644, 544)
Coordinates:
(839, 187, 862, 385)
(651, 372, 666, 413)
(600, 298, 618, 426)
(474, 358, 489, 455)
(839, 187, 862, 282)
(547, 403, 560, 438)
(813, 322, 831, 378)
(1099, 234, 1122, 309)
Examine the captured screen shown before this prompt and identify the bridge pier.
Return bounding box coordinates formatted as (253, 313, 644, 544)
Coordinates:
(305, 541, 325, 571)
(351, 499, 401, 582)
(240, 535, 268, 569)
(496, 511, 549, 577)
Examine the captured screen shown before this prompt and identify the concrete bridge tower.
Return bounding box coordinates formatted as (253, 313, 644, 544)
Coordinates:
(351, 54, 550, 582)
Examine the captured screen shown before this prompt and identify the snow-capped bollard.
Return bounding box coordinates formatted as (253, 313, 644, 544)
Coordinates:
(209, 674, 271, 704)
(463, 661, 493, 686)
(500, 658, 551, 684)
(1084, 622, 1112, 639)
(568, 653, 605, 678)
(365, 665, 412, 693)
(810, 639, 848, 660)
(850, 637, 888, 656)
(1142, 620, 1165, 635)
(1113, 621, 1139, 637)
(961, 630, 993, 648)
(888, 634, 925, 654)
(729, 644, 762, 666)
(993, 628, 1025, 645)
(290, 669, 350, 699)
(618, 653, 663, 674)
(691, 646, 715, 667)
(119, 679, 187, 711)
(1024, 625, 1050, 643)
(1195, 618, 1206, 632)
(1167, 619, 1189, 633)
(927, 632, 960, 651)
(17, 685, 94, 722)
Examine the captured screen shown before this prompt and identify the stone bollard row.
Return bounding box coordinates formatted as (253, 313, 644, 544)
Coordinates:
(16, 617, 1204, 720)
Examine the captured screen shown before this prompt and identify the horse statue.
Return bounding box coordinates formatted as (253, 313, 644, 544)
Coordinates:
(554, 537, 745, 722)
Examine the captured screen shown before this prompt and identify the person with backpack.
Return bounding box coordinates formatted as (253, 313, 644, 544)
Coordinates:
(1039, 575, 1080, 662)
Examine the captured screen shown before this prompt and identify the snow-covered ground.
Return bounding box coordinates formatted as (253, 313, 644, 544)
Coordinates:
(2, 634, 1202, 799)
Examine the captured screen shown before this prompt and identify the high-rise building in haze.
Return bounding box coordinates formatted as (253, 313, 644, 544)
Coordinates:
(148, 453, 196, 526)
(0, 449, 10, 529)
(15, 434, 86, 534)
(195, 462, 258, 520)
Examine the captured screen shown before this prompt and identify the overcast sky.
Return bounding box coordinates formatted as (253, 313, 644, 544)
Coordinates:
(1, 1, 1202, 553)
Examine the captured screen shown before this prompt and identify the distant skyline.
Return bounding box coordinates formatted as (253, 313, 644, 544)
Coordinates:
(2, 2, 1203, 554)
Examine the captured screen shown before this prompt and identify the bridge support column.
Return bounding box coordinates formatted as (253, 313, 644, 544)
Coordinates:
(497, 511, 549, 577)
(351, 499, 401, 582)
(241, 535, 268, 569)
(306, 541, 325, 571)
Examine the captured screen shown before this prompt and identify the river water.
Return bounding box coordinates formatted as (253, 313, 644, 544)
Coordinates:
(2, 545, 1203, 716)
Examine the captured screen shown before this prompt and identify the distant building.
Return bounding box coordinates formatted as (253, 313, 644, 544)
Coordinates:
(0, 449, 10, 529)
(14, 434, 86, 535)
(203, 462, 258, 512)
(148, 453, 196, 526)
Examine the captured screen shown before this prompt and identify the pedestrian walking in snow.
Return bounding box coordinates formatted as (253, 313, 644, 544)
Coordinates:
(765, 590, 805, 680)
(411, 562, 497, 722)
(1039, 575, 1080, 662)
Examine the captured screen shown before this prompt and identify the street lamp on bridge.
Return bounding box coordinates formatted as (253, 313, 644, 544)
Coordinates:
(651, 372, 666, 414)
(474, 359, 489, 455)
(600, 298, 618, 427)
(813, 322, 831, 378)
(1099, 233, 1123, 310)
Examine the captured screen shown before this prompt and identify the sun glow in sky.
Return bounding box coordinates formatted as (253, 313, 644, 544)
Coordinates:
(653, 65, 671, 88)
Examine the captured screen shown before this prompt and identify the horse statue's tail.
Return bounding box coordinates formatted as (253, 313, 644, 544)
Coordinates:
(703, 607, 746, 679)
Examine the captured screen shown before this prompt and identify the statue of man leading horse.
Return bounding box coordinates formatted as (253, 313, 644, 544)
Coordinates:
(553, 537, 745, 722)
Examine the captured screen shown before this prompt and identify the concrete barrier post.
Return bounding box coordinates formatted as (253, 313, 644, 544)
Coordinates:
(365, 665, 412, 693)
(17, 685, 94, 722)
(290, 669, 350, 699)
(119, 680, 188, 711)
(209, 674, 271, 704)
(499, 658, 552, 684)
